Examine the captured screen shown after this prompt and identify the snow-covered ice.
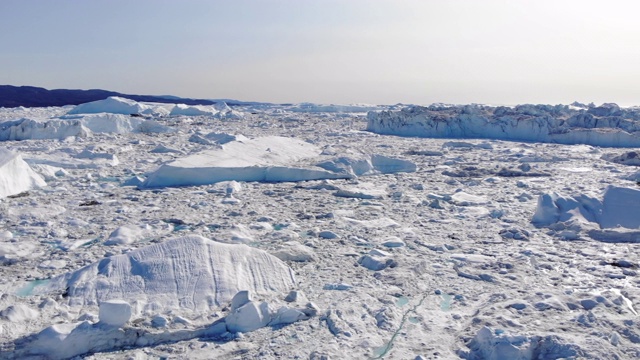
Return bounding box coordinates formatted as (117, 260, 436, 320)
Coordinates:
(1, 98, 639, 359)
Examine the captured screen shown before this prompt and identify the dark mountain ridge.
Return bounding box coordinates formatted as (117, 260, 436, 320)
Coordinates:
(0, 85, 223, 108)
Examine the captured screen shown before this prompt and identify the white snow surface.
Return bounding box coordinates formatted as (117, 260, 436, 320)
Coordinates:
(0, 148, 46, 198)
(367, 103, 640, 147)
(33, 235, 295, 312)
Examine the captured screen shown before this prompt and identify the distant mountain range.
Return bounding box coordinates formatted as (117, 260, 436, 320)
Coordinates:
(0, 85, 249, 108)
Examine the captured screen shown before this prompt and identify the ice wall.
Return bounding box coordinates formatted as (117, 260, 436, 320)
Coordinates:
(367, 103, 640, 147)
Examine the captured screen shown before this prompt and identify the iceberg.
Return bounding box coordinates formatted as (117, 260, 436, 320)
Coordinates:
(0, 148, 46, 198)
(32, 235, 296, 312)
(367, 103, 640, 147)
(142, 136, 416, 188)
(67, 96, 170, 116)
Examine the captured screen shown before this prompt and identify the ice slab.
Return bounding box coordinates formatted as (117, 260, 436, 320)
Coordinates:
(142, 136, 341, 188)
(142, 136, 416, 188)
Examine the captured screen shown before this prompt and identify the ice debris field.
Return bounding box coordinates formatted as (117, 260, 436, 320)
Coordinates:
(0, 97, 639, 359)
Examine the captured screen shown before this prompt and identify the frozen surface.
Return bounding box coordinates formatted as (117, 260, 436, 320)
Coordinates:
(0, 100, 639, 359)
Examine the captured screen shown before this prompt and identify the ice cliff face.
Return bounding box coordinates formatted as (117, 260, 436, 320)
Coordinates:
(367, 103, 640, 147)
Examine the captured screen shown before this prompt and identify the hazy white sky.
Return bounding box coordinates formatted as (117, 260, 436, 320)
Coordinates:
(1, 0, 639, 105)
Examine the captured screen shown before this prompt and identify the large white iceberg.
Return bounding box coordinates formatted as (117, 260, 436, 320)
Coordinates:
(0, 148, 46, 198)
(32, 235, 296, 312)
(142, 136, 416, 188)
(67, 96, 171, 116)
(0, 114, 173, 141)
(367, 103, 640, 147)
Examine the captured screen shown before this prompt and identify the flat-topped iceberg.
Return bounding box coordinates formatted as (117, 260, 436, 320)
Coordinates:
(367, 103, 640, 147)
(0, 113, 173, 141)
(142, 136, 416, 188)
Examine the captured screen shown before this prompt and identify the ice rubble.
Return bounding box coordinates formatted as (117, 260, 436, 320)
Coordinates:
(532, 185, 640, 241)
(0, 148, 46, 198)
(15, 233, 310, 360)
(367, 103, 640, 147)
(17, 289, 314, 359)
(142, 136, 416, 188)
(32, 235, 296, 312)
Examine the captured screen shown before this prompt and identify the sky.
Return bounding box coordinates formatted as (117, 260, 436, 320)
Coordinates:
(1, 0, 639, 105)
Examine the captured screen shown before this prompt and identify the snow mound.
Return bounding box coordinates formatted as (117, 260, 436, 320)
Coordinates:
(532, 186, 640, 241)
(68, 96, 170, 116)
(142, 136, 416, 188)
(0, 148, 46, 198)
(0, 114, 173, 140)
(33, 235, 296, 312)
(367, 104, 640, 147)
